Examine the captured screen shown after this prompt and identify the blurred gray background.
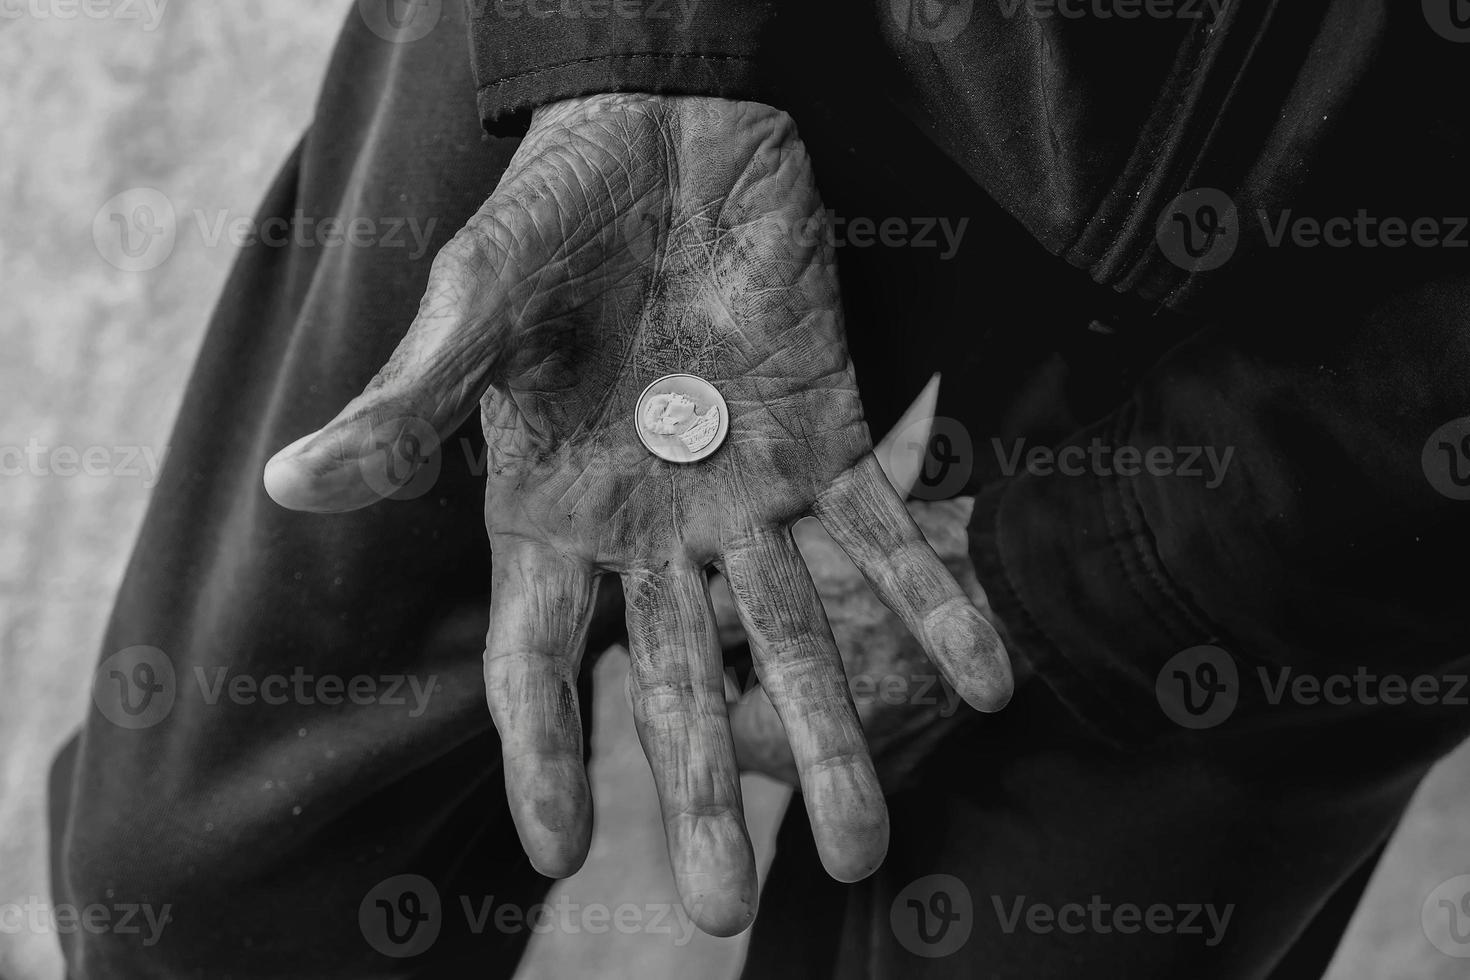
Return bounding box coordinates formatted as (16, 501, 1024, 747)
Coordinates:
(0, 2, 1466, 978)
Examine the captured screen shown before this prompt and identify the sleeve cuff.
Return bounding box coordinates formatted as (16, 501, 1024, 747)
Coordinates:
(476, 52, 784, 136)
(467, 0, 804, 136)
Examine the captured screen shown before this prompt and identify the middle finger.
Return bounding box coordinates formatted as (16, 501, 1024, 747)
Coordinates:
(623, 562, 758, 936)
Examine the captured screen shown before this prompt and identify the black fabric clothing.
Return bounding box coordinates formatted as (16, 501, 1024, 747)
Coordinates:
(468, 0, 802, 136)
(743, 679, 1423, 979)
(468, 0, 1470, 745)
(471, 1, 1466, 305)
(51, 15, 572, 977)
(50, 2, 1470, 978)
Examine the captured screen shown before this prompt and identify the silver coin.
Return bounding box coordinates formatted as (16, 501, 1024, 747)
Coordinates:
(634, 374, 730, 464)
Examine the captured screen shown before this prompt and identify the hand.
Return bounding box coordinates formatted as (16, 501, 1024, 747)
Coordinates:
(722, 383, 1013, 793)
(263, 94, 1012, 935)
(724, 502, 993, 793)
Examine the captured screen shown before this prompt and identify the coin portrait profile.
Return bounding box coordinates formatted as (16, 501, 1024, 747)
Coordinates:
(642, 392, 720, 450)
(634, 375, 730, 463)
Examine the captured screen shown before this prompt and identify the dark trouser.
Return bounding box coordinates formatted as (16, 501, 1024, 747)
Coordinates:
(745, 675, 1425, 979)
(50, 5, 1458, 978)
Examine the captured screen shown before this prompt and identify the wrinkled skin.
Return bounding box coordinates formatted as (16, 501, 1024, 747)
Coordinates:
(726, 499, 1009, 794)
(720, 398, 1019, 794)
(264, 94, 1013, 937)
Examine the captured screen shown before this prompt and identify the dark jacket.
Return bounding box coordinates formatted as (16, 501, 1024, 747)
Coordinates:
(469, 0, 1470, 739)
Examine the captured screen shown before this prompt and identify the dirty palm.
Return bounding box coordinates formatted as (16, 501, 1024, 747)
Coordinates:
(265, 93, 1013, 935)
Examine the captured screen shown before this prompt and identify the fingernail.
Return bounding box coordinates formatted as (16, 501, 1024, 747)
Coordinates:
(262, 432, 320, 509)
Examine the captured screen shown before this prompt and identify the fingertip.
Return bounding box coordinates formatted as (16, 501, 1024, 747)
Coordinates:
(511, 766, 594, 879)
(526, 846, 588, 887)
(977, 651, 1016, 713)
(527, 842, 591, 881)
(686, 897, 758, 938)
(262, 433, 323, 511)
(924, 597, 1015, 714)
(817, 821, 889, 883)
(676, 863, 760, 937)
(265, 412, 435, 513)
(821, 841, 888, 884)
(806, 765, 890, 883)
(668, 809, 760, 936)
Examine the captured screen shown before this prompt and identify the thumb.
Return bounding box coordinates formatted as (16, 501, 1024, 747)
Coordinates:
(263, 227, 515, 513)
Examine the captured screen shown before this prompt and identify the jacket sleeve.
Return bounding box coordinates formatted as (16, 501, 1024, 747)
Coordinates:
(966, 269, 1470, 742)
(466, 0, 807, 135)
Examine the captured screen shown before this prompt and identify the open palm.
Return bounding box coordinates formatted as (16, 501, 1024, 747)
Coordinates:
(264, 94, 1012, 936)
